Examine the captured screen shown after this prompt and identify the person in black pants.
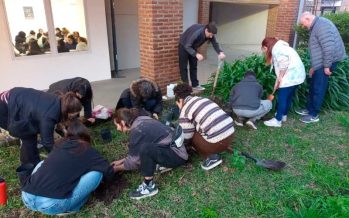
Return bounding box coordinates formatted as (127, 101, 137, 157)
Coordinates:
(115, 78, 163, 119)
(111, 108, 188, 200)
(0, 88, 82, 166)
(47, 77, 94, 123)
(179, 22, 226, 91)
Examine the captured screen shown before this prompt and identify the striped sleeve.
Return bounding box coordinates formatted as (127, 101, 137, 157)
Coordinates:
(0, 90, 10, 104)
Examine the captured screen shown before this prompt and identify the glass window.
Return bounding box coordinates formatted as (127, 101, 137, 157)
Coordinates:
(51, 0, 88, 53)
(4, 0, 51, 57)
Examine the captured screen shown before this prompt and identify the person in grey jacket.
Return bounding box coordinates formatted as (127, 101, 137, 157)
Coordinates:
(229, 71, 272, 130)
(297, 12, 347, 123)
(111, 108, 188, 200)
(179, 22, 226, 90)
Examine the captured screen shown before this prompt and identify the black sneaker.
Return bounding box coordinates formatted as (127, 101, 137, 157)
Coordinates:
(234, 117, 245, 127)
(201, 154, 222, 170)
(129, 181, 158, 200)
(295, 109, 309, 116)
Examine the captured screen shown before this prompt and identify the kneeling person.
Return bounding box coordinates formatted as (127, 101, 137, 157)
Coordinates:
(173, 83, 235, 170)
(112, 108, 188, 200)
(229, 71, 272, 130)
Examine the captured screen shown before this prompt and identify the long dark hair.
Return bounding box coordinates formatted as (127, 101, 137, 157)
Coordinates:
(73, 78, 93, 101)
(113, 108, 140, 128)
(55, 119, 91, 153)
(60, 92, 82, 121)
(261, 37, 278, 64)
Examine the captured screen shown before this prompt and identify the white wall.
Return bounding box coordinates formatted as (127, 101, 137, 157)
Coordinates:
(183, 0, 199, 31)
(115, 0, 140, 70)
(211, 3, 268, 58)
(0, 0, 111, 91)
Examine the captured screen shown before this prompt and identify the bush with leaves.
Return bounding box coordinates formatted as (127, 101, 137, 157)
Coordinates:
(205, 50, 349, 111)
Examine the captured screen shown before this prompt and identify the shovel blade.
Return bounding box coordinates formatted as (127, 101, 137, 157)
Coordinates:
(256, 160, 286, 171)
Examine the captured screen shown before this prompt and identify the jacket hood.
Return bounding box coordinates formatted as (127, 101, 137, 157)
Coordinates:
(130, 78, 159, 97)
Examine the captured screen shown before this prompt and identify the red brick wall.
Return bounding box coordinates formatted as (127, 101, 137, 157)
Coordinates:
(199, 0, 210, 24)
(138, 0, 183, 91)
(273, 0, 300, 43)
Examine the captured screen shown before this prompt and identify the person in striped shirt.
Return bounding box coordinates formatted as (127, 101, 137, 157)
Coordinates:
(173, 83, 235, 170)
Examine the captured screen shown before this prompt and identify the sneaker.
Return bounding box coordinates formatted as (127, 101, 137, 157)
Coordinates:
(246, 120, 257, 130)
(56, 211, 77, 216)
(129, 181, 158, 200)
(201, 154, 222, 170)
(300, 115, 319, 123)
(274, 113, 287, 122)
(264, 118, 282, 127)
(192, 85, 205, 91)
(295, 109, 309, 116)
(155, 164, 172, 174)
(234, 117, 245, 127)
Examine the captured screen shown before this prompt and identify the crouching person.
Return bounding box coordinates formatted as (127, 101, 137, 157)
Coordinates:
(173, 83, 235, 170)
(111, 108, 188, 200)
(21, 120, 115, 216)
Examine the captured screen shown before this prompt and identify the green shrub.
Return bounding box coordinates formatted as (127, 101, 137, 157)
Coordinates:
(295, 12, 349, 53)
(205, 51, 349, 111)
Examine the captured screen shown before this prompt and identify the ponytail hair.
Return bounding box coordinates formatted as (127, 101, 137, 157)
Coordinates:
(60, 92, 82, 121)
(113, 108, 140, 127)
(261, 37, 278, 64)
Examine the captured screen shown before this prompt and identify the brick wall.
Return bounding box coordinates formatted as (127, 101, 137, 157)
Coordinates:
(198, 0, 210, 24)
(272, 0, 300, 43)
(138, 0, 183, 91)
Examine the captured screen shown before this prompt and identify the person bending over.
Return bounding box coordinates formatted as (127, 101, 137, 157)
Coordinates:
(21, 120, 116, 216)
(111, 108, 188, 200)
(173, 83, 235, 170)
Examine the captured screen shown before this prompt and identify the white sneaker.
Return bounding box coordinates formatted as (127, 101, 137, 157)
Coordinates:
(192, 85, 205, 91)
(274, 113, 287, 122)
(264, 118, 282, 127)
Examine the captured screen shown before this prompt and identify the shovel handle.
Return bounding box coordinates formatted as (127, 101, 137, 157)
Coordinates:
(240, 152, 258, 163)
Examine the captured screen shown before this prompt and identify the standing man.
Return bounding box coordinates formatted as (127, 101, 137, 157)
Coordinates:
(297, 12, 347, 123)
(179, 22, 226, 91)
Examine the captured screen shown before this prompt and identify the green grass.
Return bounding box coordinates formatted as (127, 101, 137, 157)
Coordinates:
(0, 111, 348, 217)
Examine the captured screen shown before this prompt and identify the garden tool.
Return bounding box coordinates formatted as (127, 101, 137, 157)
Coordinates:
(211, 58, 224, 97)
(240, 152, 286, 171)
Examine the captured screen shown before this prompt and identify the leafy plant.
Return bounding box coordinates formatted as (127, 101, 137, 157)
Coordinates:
(229, 149, 246, 171)
(200, 207, 219, 218)
(205, 50, 349, 111)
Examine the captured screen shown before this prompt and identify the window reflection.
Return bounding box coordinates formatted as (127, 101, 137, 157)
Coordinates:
(51, 0, 88, 53)
(4, 0, 51, 57)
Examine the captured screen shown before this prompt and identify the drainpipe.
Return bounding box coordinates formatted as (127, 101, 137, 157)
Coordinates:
(293, 0, 305, 48)
(110, 0, 119, 78)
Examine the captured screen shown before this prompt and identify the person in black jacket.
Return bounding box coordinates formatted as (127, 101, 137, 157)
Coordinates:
(47, 77, 94, 123)
(21, 119, 116, 216)
(229, 71, 272, 130)
(179, 22, 226, 91)
(0, 88, 82, 166)
(15, 31, 27, 54)
(115, 78, 163, 119)
(111, 108, 188, 200)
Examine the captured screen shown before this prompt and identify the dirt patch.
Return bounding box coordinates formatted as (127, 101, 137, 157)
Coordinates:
(92, 174, 130, 205)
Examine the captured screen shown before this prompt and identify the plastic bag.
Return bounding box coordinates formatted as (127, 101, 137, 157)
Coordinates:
(92, 105, 112, 120)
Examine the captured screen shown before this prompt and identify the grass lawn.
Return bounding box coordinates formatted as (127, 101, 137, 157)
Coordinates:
(0, 111, 348, 217)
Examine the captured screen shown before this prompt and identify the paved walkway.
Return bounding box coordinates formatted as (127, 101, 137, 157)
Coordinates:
(91, 58, 218, 109)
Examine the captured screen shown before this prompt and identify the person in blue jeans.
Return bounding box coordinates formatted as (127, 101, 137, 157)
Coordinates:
(21, 119, 116, 216)
(297, 12, 347, 123)
(261, 37, 306, 127)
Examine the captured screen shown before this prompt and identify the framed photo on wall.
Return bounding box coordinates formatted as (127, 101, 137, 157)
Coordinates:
(23, 6, 34, 19)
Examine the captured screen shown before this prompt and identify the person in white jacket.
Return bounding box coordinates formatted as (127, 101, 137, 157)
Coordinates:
(261, 37, 306, 127)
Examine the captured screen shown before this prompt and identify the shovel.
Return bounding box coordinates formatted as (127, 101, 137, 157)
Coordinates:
(240, 152, 286, 171)
(211, 58, 224, 97)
